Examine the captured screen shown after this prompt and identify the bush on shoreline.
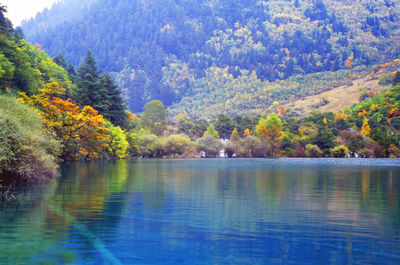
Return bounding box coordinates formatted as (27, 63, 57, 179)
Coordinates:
(0, 96, 60, 184)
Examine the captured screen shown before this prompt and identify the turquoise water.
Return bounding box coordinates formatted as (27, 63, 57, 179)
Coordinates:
(1, 159, 400, 264)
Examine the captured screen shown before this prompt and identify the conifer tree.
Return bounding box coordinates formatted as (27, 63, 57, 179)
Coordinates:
(53, 54, 78, 83)
(13, 27, 24, 42)
(75, 50, 102, 108)
(100, 73, 127, 128)
(74, 51, 127, 127)
(53, 54, 68, 69)
(0, 5, 13, 35)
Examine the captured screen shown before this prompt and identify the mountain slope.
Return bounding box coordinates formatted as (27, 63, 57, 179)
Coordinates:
(283, 75, 388, 118)
(22, 0, 400, 114)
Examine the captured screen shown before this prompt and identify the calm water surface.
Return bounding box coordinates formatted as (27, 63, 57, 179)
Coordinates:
(1, 159, 400, 264)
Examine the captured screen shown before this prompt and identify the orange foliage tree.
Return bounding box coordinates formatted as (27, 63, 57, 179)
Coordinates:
(19, 82, 109, 160)
(243, 128, 251, 136)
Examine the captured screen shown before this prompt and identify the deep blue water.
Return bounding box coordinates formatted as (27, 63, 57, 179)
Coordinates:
(1, 159, 400, 264)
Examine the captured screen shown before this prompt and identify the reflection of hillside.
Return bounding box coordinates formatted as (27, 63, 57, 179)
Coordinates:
(122, 161, 400, 244)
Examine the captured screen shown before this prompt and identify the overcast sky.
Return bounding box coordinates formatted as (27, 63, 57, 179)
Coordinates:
(2, 0, 60, 26)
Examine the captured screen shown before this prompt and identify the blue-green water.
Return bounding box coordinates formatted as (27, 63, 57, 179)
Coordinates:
(1, 159, 400, 264)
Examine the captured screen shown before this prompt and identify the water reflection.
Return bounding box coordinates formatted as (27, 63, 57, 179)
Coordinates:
(0, 159, 399, 264)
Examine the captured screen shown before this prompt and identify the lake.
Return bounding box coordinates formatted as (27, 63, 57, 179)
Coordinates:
(0, 159, 400, 264)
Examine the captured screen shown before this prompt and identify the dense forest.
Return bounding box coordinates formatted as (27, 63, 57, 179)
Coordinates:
(22, 0, 400, 113)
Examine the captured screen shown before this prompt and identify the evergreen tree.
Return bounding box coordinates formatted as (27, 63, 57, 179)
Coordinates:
(53, 54, 78, 82)
(53, 54, 68, 69)
(13, 26, 24, 42)
(66, 64, 77, 82)
(74, 51, 127, 127)
(214, 114, 235, 139)
(75, 50, 102, 108)
(0, 5, 13, 35)
(100, 73, 127, 128)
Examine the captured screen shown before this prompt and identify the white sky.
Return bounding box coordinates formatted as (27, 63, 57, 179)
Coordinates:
(1, 0, 60, 26)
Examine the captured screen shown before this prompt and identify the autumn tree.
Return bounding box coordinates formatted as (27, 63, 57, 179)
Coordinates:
(19, 82, 109, 160)
(255, 113, 283, 155)
(360, 117, 371, 136)
(230, 128, 240, 142)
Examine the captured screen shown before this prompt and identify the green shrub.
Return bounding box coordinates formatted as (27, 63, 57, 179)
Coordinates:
(0, 96, 60, 184)
(236, 136, 271, 158)
(126, 131, 139, 156)
(196, 134, 223, 158)
(378, 72, 396, 85)
(388, 144, 400, 158)
(330, 145, 349, 158)
(305, 144, 323, 158)
(136, 133, 162, 158)
(162, 134, 192, 157)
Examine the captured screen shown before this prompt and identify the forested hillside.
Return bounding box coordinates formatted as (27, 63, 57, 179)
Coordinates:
(22, 0, 400, 114)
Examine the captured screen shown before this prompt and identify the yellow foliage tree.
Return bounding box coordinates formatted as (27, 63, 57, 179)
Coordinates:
(298, 128, 305, 138)
(19, 82, 109, 160)
(105, 121, 129, 159)
(360, 117, 371, 136)
(230, 128, 240, 142)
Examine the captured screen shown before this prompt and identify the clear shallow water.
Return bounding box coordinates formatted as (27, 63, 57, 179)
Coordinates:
(1, 158, 400, 265)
